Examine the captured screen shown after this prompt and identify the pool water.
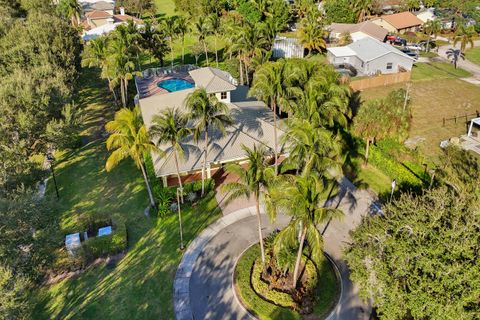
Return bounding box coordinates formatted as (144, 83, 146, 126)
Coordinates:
(158, 78, 194, 92)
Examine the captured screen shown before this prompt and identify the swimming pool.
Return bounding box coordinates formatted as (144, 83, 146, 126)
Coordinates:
(157, 78, 194, 92)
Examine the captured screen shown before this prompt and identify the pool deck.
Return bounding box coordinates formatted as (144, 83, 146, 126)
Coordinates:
(135, 70, 194, 99)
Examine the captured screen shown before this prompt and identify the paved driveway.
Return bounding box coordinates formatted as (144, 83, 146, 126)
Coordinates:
(437, 40, 480, 84)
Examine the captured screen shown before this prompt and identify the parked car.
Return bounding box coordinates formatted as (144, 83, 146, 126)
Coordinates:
(400, 48, 418, 60)
(406, 44, 422, 51)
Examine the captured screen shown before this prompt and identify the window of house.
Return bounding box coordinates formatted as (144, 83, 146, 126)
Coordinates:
(386, 63, 393, 70)
(221, 92, 227, 100)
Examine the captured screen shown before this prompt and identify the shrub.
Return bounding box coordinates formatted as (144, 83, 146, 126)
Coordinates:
(82, 218, 127, 260)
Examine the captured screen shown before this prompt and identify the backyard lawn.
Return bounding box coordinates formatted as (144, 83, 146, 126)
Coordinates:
(155, 0, 175, 16)
(32, 68, 221, 319)
(465, 46, 480, 66)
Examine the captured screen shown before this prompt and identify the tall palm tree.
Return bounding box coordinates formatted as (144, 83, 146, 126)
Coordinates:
(351, 0, 372, 23)
(175, 16, 190, 64)
(208, 14, 221, 68)
(282, 118, 340, 175)
(57, 0, 81, 26)
(185, 88, 233, 195)
(105, 106, 160, 208)
(249, 60, 295, 174)
(446, 48, 465, 69)
(271, 174, 343, 288)
(161, 16, 179, 68)
(424, 19, 442, 52)
(221, 144, 275, 265)
(82, 37, 119, 104)
(149, 108, 191, 197)
(195, 17, 210, 66)
(298, 12, 327, 55)
(453, 24, 477, 52)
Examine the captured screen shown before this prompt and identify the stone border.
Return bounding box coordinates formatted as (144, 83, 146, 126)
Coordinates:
(173, 206, 260, 320)
(324, 252, 343, 320)
(231, 243, 258, 320)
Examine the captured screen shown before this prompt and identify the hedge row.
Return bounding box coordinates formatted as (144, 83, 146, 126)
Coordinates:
(82, 219, 127, 259)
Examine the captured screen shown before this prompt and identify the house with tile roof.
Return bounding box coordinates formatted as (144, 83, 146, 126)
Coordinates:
(328, 21, 389, 42)
(81, 7, 142, 40)
(135, 65, 283, 186)
(371, 11, 424, 34)
(327, 37, 415, 76)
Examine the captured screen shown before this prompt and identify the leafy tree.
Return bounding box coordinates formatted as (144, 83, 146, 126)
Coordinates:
(175, 16, 190, 64)
(195, 16, 211, 66)
(140, 21, 169, 67)
(185, 88, 232, 195)
(45, 103, 85, 149)
(105, 106, 159, 208)
(222, 144, 275, 265)
(160, 16, 180, 68)
(446, 48, 465, 68)
(346, 187, 480, 319)
(424, 19, 442, 52)
(323, 0, 356, 24)
(271, 174, 343, 288)
(338, 32, 352, 46)
(298, 10, 327, 55)
(0, 264, 31, 319)
(149, 107, 191, 197)
(56, 0, 81, 26)
(208, 13, 221, 67)
(453, 24, 477, 52)
(351, 0, 373, 22)
(250, 60, 295, 174)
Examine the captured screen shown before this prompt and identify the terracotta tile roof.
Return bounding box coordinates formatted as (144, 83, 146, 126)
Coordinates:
(113, 14, 142, 23)
(377, 11, 424, 29)
(85, 10, 112, 19)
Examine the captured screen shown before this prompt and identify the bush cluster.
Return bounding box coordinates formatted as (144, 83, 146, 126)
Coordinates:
(82, 219, 127, 260)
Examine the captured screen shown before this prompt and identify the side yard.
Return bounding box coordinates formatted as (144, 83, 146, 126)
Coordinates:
(32, 68, 220, 319)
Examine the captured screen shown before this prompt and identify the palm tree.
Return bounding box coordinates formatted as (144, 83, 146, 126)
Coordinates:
(175, 16, 190, 64)
(105, 106, 160, 208)
(221, 144, 275, 265)
(424, 19, 442, 52)
(82, 37, 119, 104)
(195, 17, 210, 66)
(271, 174, 343, 288)
(446, 48, 465, 69)
(249, 60, 295, 174)
(57, 0, 81, 26)
(185, 88, 233, 195)
(160, 16, 179, 68)
(149, 108, 191, 198)
(298, 12, 327, 55)
(208, 14, 221, 68)
(351, 0, 372, 23)
(282, 118, 340, 175)
(338, 32, 352, 46)
(453, 24, 477, 52)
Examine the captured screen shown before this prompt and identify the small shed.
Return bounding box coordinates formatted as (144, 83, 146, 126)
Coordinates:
(272, 37, 304, 59)
(65, 233, 81, 256)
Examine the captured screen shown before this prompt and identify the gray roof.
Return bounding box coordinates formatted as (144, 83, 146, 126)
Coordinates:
(189, 67, 237, 93)
(138, 86, 282, 177)
(329, 21, 388, 41)
(82, 1, 114, 11)
(332, 37, 415, 62)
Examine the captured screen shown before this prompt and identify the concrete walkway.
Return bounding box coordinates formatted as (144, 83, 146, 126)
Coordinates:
(174, 177, 378, 319)
(437, 40, 480, 84)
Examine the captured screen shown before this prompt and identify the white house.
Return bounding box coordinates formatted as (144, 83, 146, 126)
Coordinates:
(415, 8, 436, 23)
(327, 37, 415, 76)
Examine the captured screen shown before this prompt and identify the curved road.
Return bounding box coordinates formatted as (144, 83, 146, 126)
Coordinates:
(175, 177, 377, 320)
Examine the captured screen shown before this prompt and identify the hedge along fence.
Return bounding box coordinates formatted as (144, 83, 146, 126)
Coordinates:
(82, 218, 127, 260)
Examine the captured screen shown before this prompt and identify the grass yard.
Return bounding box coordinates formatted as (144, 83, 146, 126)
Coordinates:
(32, 68, 221, 319)
(411, 62, 471, 81)
(155, 0, 176, 16)
(356, 164, 392, 195)
(465, 46, 480, 66)
(360, 64, 480, 158)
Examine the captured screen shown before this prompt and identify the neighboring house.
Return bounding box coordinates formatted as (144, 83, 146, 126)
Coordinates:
(272, 36, 305, 59)
(272, 37, 304, 59)
(81, 7, 142, 40)
(79, 0, 115, 14)
(328, 21, 389, 42)
(135, 65, 282, 186)
(371, 11, 424, 34)
(415, 8, 436, 23)
(327, 37, 415, 76)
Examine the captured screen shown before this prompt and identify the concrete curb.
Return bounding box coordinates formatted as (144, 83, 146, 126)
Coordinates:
(173, 206, 259, 320)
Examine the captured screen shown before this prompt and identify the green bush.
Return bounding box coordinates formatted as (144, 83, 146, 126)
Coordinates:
(82, 219, 127, 259)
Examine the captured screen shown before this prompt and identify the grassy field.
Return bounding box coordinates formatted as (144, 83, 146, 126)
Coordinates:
(32, 68, 221, 319)
(465, 46, 480, 66)
(155, 0, 175, 16)
(360, 62, 480, 158)
(411, 62, 471, 81)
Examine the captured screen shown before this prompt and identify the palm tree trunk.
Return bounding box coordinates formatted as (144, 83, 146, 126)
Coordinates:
(272, 100, 278, 175)
(364, 138, 370, 165)
(215, 36, 219, 68)
(107, 77, 118, 105)
(170, 39, 174, 68)
(120, 79, 126, 107)
(239, 58, 244, 85)
(203, 40, 209, 66)
(292, 226, 307, 288)
(201, 129, 208, 196)
(182, 36, 185, 64)
(173, 150, 184, 203)
(255, 193, 266, 265)
(140, 162, 156, 209)
(125, 79, 128, 106)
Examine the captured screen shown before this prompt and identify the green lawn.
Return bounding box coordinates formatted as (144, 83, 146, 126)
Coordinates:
(411, 62, 471, 81)
(32, 68, 221, 319)
(356, 164, 392, 195)
(465, 46, 480, 66)
(155, 0, 175, 16)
